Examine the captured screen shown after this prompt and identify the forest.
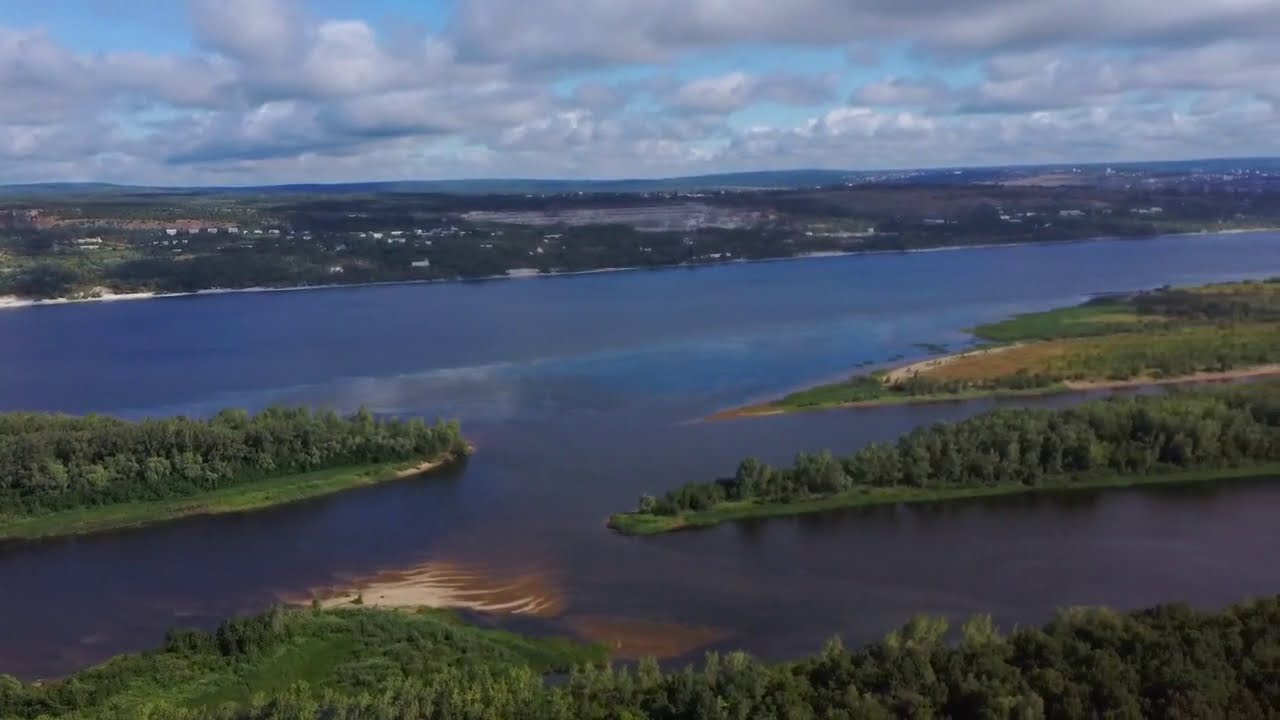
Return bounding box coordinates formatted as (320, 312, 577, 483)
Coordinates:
(625, 382, 1280, 529)
(0, 407, 467, 520)
(2, 596, 1277, 719)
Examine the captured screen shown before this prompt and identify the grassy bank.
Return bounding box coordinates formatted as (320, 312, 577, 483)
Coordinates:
(710, 278, 1280, 418)
(0, 453, 463, 542)
(608, 463, 1280, 535)
(4, 605, 605, 717)
(717, 382, 1072, 419)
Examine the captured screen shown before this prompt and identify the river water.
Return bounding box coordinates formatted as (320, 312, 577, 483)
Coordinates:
(2, 233, 1280, 679)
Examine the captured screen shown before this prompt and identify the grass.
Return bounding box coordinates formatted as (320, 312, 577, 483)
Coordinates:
(971, 301, 1157, 342)
(712, 278, 1280, 419)
(0, 454, 461, 542)
(607, 463, 1280, 535)
(13, 606, 607, 717)
(753, 382, 1069, 416)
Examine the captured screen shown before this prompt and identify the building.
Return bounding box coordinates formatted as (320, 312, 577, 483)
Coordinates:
(165, 228, 179, 236)
(1058, 209, 1086, 218)
(74, 236, 102, 247)
(410, 259, 431, 268)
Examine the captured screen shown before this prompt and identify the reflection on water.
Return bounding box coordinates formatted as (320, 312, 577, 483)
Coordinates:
(1, 232, 1279, 679)
(565, 616, 732, 659)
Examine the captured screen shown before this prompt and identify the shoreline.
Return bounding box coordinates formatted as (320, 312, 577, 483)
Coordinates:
(708, 363, 1280, 421)
(0, 451, 464, 542)
(3, 227, 1276, 312)
(608, 463, 1280, 535)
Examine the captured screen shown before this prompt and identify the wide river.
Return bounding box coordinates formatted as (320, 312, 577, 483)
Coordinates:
(3, 233, 1280, 679)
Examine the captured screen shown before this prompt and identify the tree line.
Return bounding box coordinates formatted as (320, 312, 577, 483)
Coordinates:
(642, 383, 1280, 516)
(0, 407, 466, 517)
(3, 596, 1277, 718)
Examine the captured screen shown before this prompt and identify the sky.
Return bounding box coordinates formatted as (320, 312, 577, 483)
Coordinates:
(1, 0, 1279, 185)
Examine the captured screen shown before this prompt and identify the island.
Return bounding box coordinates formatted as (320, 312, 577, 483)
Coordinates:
(2, 596, 1275, 718)
(0, 406, 469, 541)
(717, 277, 1280, 418)
(611, 382, 1280, 535)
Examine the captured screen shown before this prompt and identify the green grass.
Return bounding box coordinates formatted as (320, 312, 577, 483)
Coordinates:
(12, 606, 607, 718)
(0, 455, 460, 542)
(971, 301, 1157, 342)
(747, 382, 1070, 416)
(718, 278, 1280, 420)
(607, 463, 1280, 535)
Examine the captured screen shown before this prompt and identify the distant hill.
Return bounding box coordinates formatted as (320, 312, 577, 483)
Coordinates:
(2, 157, 1278, 198)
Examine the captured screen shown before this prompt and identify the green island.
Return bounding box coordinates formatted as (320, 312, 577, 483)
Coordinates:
(0, 407, 468, 541)
(612, 382, 1280, 535)
(718, 277, 1280, 417)
(4, 596, 1278, 719)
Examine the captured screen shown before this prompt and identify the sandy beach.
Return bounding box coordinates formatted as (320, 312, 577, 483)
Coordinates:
(882, 343, 1023, 383)
(289, 561, 565, 617)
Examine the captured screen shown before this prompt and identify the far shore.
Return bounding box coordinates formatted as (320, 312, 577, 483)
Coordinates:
(4, 226, 1277, 312)
(0, 451, 465, 543)
(708, 360, 1280, 421)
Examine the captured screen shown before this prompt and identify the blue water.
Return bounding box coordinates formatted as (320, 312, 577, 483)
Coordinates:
(2, 232, 1280, 678)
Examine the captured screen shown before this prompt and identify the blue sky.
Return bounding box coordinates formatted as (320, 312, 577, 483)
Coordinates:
(1, 0, 1278, 184)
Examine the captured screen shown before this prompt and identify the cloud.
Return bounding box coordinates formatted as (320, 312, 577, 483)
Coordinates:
(664, 71, 837, 114)
(452, 0, 1280, 64)
(0, 0, 1278, 183)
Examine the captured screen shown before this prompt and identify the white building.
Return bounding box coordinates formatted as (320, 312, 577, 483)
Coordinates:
(411, 259, 431, 268)
(165, 228, 179, 236)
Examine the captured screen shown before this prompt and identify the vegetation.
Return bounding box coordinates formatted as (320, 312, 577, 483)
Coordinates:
(746, 278, 1280, 415)
(4, 596, 1278, 719)
(0, 606, 606, 719)
(617, 382, 1280, 534)
(4, 181, 1280, 300)
(0, 407, 468, 539)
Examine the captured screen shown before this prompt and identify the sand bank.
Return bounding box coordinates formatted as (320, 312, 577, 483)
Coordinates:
(289, 561, 565, 617)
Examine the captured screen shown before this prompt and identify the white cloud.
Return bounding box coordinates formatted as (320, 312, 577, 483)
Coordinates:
(666, 71, 837, 114)
(0, 0, 1278, 183)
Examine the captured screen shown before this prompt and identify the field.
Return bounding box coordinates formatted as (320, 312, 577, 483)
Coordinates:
(970, 301, 1159, 341)
(722, 279, 1280, 416)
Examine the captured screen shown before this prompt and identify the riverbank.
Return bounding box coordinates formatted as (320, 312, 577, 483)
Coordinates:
(709, 361, 1280, 420)
(4, 227, 1276, 312)
(709, 278, 1280, 420)
(608, 463, 1280, 535)
(0, 452, 464, 542)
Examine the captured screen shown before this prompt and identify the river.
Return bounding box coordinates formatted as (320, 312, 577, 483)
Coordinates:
(2, 232, 1280, 679)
